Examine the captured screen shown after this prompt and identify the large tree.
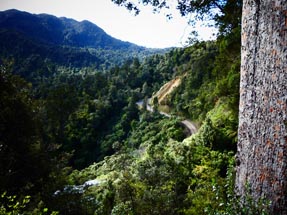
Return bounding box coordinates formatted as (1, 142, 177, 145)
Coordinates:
(235, 0, 287, 213)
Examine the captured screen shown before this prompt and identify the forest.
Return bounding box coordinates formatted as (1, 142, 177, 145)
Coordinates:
(1, 0, 284, 214)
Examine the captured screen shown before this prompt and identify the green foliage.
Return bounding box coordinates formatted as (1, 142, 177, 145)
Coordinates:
(1, 33, 243, 213)
(204, 163, 271, 215)
(0, 192, 30, 215)
(0, 10, 167, 81)
(26, 52, 175, 170)
(57, 31, 242, 213)
(1, 35, 243, 213)
(0, 192, 58, 215)
(0, 1, 244, 212)
(168, 33, 240, 123)
(63, 107, 237, 214)
(0, 66, 51, 194)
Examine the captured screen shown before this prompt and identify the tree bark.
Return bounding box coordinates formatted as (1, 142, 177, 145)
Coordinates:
(236, 0, 287, 213)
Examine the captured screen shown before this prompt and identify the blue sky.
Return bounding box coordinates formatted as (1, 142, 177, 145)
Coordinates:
(0, 0, 216, 48)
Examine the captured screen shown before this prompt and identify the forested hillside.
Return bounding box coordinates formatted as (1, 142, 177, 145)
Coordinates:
(0, 41, 239, 214)
(0, 10, 165, 82)
(1, 1, 270, 214)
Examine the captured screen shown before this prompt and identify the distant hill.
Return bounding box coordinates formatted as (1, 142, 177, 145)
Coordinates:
(0, 9, 143, 50)
(0, 9, 167, 79)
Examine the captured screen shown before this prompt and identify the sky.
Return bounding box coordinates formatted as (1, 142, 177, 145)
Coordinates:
(0, 0, 216, 48)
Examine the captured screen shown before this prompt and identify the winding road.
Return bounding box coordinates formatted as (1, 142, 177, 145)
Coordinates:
(180, 120, 198, 136)
(137, 99, 198, 136)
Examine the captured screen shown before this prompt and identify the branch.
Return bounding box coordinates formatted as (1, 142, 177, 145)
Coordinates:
(211, 0, 224, 13)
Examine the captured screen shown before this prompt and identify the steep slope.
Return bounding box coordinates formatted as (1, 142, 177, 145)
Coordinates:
(152, 76, 182, 105)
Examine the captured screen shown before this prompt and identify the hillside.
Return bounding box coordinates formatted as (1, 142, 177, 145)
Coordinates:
(0, 9, 166, 81)
(0, 9, 142, 50)
(0, 37, 242, 215)
(152, 76, 182, 105)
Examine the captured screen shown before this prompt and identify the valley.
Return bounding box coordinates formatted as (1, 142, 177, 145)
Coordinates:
(0, 7, 241, 215)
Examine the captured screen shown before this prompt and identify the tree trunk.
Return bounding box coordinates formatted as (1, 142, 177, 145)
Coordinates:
(236, 0, 287, 213)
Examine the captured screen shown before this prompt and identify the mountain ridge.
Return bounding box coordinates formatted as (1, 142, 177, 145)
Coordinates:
(0, 9, 144, 50)
(0, 9, 168, 77)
